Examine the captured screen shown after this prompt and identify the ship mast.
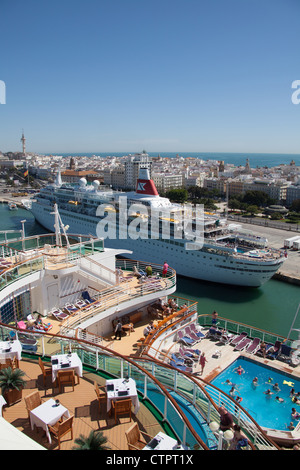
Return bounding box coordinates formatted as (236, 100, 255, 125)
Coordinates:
(51, 203, 70, 248)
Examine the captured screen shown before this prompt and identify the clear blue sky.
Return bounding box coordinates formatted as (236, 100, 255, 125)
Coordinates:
(0, 0, 299, 154)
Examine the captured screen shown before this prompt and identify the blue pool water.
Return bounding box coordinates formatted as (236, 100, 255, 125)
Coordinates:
(211, 357, 300, 431)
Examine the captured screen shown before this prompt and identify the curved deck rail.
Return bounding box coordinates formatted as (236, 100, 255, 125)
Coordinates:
(0, 322, 280, 450)
(0, 322, 207, 450)
(59, 260, 176, 332)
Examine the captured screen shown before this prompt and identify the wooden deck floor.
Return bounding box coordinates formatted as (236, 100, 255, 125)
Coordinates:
(2, 359, 164, 450)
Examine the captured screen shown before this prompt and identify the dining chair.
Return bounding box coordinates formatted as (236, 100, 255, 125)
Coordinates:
(38, 357, 52, 387)
(111, 398, 132, 424)
(125, 422, 153, 450)
(24, 391, 42, 422)
(0, 357, 18, 370)
(48, 415, 74, 449)
(57, 370, 76, 393)
(94, 381, 107, 412)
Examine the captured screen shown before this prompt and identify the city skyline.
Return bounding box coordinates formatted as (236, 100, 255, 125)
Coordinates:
(0, 0, 300, 154)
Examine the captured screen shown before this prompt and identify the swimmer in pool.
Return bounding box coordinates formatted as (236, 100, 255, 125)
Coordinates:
(229, 385, 239, 397)
(223, 379, 235, 386)
(264, 389, 274, 397)
(292, 395, 300, 405)
(252, 377, 258, 387)
(273, 383, 281, 392)
(275, 396, 284, 403)
(286, 422, 295, 431)
(234, 365, 245, 375)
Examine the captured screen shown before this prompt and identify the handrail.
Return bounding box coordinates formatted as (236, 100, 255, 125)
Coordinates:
(197, 314, 293, 344)
(135, 355, 280, 450)
(0, 322, 208, 450)
(135, 312, 281, 450)
(59, 264, 176, 332)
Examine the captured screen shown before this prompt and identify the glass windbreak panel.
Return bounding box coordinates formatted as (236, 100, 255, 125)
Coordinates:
(153, 364, 176, 389)
(145, 381, 168, 420)
(93, 240, 104, 252)
(165, 398, 185, 441)
(104, 356, 122, 377)
(176, 375, 194, 399)
(130, 367, 145, 395)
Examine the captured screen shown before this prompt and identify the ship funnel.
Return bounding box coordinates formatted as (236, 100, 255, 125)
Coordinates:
(55, 169, 62, 187)
(136, 168, 159, 196)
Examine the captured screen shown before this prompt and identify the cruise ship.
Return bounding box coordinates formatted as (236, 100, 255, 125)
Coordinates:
(0, 220, 298, 450)
(24, 168, 285, 287)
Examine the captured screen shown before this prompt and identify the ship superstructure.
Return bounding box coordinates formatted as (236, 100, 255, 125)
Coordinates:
(24, 168, 285, 287)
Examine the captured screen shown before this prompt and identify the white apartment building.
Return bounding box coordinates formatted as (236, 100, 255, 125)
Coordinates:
(286, 182, 300, 206)
(124, 153, 152, 189)
(152, 173, 183, 192)
(243, 179, 289, 202)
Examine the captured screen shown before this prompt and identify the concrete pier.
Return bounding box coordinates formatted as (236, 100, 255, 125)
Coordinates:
(240, 221, 300, 285)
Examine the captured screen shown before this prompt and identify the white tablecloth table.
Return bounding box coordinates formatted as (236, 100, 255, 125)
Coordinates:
(29, 398, 70, 443)
(143, 432, 180, 450)
(0, 340, 22, 364)
(106, 378, 140, 414)
(51, 353, 83, 382)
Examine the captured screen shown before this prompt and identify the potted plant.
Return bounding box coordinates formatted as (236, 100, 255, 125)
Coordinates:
(0, 367, 26, 406)
(72, 430, 110, 450)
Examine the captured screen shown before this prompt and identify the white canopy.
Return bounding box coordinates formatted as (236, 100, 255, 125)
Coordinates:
(0, 417, 45, 450)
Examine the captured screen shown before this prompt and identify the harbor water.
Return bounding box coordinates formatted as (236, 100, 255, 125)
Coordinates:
(1, 202, 299, 338)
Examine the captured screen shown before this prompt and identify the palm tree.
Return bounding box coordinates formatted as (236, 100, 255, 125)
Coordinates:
(0, 367, 26, 394)
(72, 430, 110, 450)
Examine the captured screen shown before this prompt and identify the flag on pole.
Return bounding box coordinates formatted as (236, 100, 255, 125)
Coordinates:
(24, 169, 28, 177)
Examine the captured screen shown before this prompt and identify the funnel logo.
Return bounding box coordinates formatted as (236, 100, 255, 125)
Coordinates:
(0, 81, 6, 104)
(137, 182, 146, 191)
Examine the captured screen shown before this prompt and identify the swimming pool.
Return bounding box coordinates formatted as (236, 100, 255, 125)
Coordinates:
(211, 357, 300, 431)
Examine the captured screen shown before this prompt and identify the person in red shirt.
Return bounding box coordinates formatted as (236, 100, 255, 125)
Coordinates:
(162, 261, 169, 277)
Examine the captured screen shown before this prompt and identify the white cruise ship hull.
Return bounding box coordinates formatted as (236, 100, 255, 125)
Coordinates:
(31, 202, 284, 287)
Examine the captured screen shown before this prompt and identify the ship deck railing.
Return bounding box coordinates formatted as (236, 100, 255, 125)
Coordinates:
(0, 322, 209, 450)
(197, 314, 299, 348)
(58, 261, 176, 332)
(0, 233, 105, 291)
(0, 322, 281, 450)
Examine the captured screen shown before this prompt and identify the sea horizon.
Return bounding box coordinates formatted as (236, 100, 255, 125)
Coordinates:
(44, 151, 300, 168)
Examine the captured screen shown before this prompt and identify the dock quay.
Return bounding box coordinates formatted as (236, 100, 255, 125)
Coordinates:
(0, 197, 26, 208)
(240, 221, 300, 285)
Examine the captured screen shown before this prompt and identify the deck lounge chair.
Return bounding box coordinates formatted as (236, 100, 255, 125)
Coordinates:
(181, 345, 201, 357)
(267, 341, 281, 360)
(75, 299, 87, 309)
(234, 337, 252, 351)
(169, 360, 193, 373)
(190, 323, 205, 339)
(82, 290, 96, 304)
(206, 327, 218, 339)
(246, 337, 261, 354)
(219, 331, 234, 345)
(51, 308, 69, 321)
(185, 325, 204, 340)
(279, 344, 292, 362)
(177, 347, 199, 363)
(230, 332, 247, 348)
(184, 326, 201, 343)
(177, 330, 197, 346)
(64, 303, 78, 314)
